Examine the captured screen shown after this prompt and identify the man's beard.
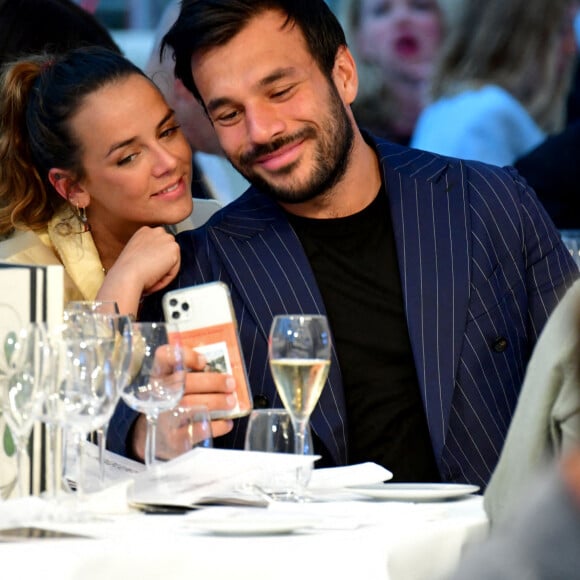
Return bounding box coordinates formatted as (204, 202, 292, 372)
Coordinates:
(230, 83, 355, 204)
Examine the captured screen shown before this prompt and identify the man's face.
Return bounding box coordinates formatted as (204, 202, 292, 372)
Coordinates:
(190, 10, 356, 204)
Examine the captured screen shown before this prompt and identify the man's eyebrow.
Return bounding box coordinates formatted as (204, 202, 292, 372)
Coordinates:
(206, 67, 298, 114)
(105, 109, 175, 157)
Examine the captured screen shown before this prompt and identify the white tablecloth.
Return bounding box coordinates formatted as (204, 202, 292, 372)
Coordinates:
(0, 494, 488, 580)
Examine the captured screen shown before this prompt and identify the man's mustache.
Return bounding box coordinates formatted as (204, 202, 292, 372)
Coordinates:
(239, 127, 316, 166)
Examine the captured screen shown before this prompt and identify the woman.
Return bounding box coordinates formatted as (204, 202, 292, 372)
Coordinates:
(411, 0, 578, 166)
(0, 46, 194, 316)
(337, 0, 445, 145)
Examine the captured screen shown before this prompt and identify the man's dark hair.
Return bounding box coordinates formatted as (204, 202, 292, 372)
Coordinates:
(161, 0, 347, 102)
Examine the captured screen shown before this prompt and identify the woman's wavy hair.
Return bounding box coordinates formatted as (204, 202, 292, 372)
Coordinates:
(0, 47, 144, 236)
(431, 0, 576, 133)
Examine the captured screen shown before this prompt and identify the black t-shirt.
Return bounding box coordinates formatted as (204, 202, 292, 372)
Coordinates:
(286, 188, 439, 482)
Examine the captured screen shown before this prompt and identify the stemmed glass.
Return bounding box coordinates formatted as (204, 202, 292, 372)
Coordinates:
(0, 323, 50, 498)
(244, 408, 314, 500)
(120, 322, 186, 468)
(156, 404, 213, 461)
(63, 301, 128, 487)
(268, 314, 331, 499)
(52, 318, 121, 502)
(64, 301, 119, 317)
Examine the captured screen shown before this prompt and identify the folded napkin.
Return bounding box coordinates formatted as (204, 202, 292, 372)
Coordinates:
(309, 462, 393, 490)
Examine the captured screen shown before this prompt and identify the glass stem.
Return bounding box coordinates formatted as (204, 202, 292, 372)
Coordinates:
(97, 423, 108, 484)
(145, 415, 158, 467)
(45, 422, 60, 499)
(15, 435, 29, 498)
(71, 429, 85, 500)
(293, 418, 309, 456)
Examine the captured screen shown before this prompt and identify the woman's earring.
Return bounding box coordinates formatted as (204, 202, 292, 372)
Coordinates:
(77, 204, 90, 233)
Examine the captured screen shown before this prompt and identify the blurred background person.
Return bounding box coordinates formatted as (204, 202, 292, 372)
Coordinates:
(336, 0, 446, 145)
(511, 0, 580, 230)
(513, 119, 580, 229)
(483, 278, 580, 528)
(411, 0, 578, 166)
(446, 448, 580, 579)
(0, 0, 121, 63)
(145, 0, 248, 204)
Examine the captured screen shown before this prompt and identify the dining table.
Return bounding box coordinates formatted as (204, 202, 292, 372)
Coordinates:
(0, 474, 488, 580)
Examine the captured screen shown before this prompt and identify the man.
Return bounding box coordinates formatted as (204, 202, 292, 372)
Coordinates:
(108, 0, 578, 487)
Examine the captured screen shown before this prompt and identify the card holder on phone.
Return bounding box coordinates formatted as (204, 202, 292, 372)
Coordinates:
(162, 282, 252, 419)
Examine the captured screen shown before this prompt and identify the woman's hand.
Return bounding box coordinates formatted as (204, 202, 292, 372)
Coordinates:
(97, 226, 180, 315)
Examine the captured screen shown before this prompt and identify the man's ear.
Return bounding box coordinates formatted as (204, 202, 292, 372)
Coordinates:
(48, 168, 90, 207)
(333, 45, 358, 106)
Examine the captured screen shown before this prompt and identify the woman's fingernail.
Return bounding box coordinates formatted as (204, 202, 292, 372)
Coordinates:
(225, 377, 235, 391)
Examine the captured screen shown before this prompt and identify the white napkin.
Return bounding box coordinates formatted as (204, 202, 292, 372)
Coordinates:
(309, 462, 393, 491)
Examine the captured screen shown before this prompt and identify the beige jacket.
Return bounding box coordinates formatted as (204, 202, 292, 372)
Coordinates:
(0, 206, 105, 305)
(484, 278, 580, 526)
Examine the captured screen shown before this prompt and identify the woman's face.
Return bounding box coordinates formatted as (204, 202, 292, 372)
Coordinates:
(69, 74, 193, 238)
(356, 0, 443, 82)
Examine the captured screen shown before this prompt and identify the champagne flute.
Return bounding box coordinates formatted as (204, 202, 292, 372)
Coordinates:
(0, 323, 50, 498)
(268, 314, 331, 499)
(120, 322, 186, 468)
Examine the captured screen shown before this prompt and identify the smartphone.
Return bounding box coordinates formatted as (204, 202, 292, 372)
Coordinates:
(162, 282, 253, 420)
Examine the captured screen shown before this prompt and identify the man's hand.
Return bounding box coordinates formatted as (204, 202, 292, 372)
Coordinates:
(131, 348, 236, 460)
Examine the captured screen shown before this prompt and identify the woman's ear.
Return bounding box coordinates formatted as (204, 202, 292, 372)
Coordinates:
(48, 168, 89, 207)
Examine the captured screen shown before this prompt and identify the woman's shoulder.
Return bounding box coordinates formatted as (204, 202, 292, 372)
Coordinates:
(0, 228, 59, 265)
(424, 85, 523, 118)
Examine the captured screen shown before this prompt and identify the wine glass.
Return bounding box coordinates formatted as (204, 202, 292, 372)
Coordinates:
(52, 320, 119, 502)
(120, 322, 186, 468)
(244, 408, 314, 500)
(64, 300, 119, 317)
(268, 314, 331, 499)
(63, 301, 128, 488)
(0, 323, 50, 498)
(156, 404, 213, 461)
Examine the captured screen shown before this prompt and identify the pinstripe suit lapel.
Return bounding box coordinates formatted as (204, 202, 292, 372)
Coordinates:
(209, 192, 348, 463)
(379, 143, 471, 460)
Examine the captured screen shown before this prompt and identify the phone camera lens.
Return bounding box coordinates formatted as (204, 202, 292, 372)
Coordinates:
(171, 311, 180, 319)
(181, 302, 190, 312)
(169, 298, 178, 306)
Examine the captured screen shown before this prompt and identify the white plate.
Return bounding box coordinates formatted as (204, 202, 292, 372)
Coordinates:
(347, 483, 480, 501)
(188, 514, 318, 536)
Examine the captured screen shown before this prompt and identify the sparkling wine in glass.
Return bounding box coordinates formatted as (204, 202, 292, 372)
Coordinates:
(268, 315, 331, 497)
(120, 322, 186, 468)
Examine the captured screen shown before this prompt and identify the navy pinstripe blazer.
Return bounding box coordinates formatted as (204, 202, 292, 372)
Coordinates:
(109, 137, 578, 487)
